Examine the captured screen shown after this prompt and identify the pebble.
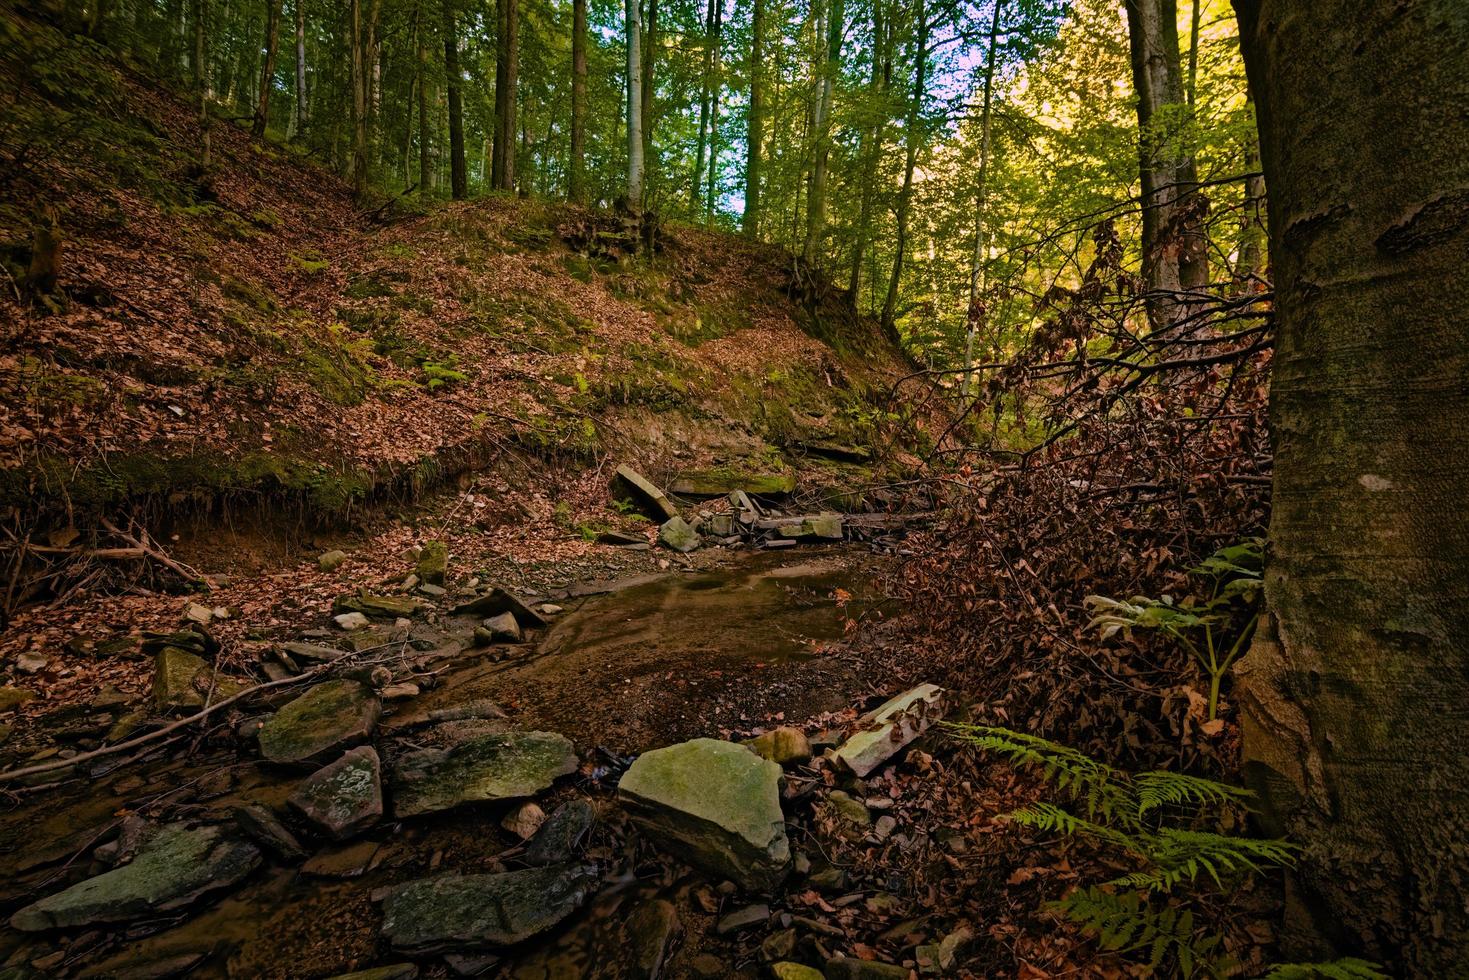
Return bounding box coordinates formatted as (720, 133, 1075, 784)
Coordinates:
(334, 612, 370, 631)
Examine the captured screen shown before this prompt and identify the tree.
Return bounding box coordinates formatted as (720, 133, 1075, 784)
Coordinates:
(639, 0, 657, 179)
(960, 0, 1003, 397)
(292, 0, 308, 138)
(443, 0, 467, 199)
(492, 0, 519, 189)
(803, 0, 844, 264)
(252, 0, 284, 137)
(848, 0, 892, 299)
(624, 0, 644, 206)
(569, 0, 588, 203)
(1232, 0, 1469, 973)
(349, 0, 369, 197)
(415, 4, 433, 192)
(691, 0, 721, 213)
(880, 0, 928, 335)
(742, 0, 765, 237)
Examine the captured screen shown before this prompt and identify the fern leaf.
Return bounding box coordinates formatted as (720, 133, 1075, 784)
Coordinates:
(1262, 959, 1389, 980)
(1135, 770, 1255, 815)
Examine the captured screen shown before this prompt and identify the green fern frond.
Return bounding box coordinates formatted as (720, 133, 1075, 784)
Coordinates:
(1262, 958, 1389, 980)
(1117, 828, 1297, 893)
(1134, 770, 1255, 815)
(1053, 886, 1236, 979)
(944, 723, 1136, 823)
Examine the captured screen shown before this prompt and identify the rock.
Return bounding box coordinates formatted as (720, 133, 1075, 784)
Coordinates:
(336, 594, 420, 619)
(382, 683, 420, 700)
(141, 627, 214, 657)
(539, 603, 563, 615)
(416, 540, 448, 586)
(182, 602, 215, 626)
(324, 966, 419, 980)
(302, 840, 380, 878)
(716, 904, 770, 935)
(762, 928, 798, 961)
(597, 530, 648, 547)
(257, 680, 381, 765)
(443, 954, 501, 977)
(15, 651, 49, 674)
(380, 865, 598, 953)
(390, 730, 577, 818)
(825, 790, 870, 826)
(319, 550, 348, 572)
(426, 700, 508, 723)
(0, 686, 35, 712)
(658, 516, 701, 553)
(233, 805, 307, 860)
(335, 612, 371, 632)
(9, 823, 260, 931)
(618, 738, 789, 891)
(626, 898, 680, 979)
(807, 865, 848, 892)
(824, 956, 910, 979)
(151, 647, 242, 713)
(418, 583, 446, 598)
(689, 955, 729, 977)
(669, 470, 797, 497)
(481, 612, 522, 643)
(709, 514, 735, 537)
(805, 514, 844, 540)
(289, 746, 383, 840)
(873, 815, 897, 840)
(612, 464, 679, 521)
(452, 588, 548, 628)
(524, 799, 596, 865)
(281, 641, 347, 664)
(747, 727, 813, 767)
(834, 684, 947, 777)
(500, 801, 547, 840)
(773, 964, 825, 980)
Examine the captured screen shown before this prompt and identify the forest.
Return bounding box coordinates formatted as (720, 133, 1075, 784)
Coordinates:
(0, 0, 1463, 977)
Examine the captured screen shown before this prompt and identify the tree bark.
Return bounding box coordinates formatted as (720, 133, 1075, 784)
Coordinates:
(624, 0, 644, 206)
(691, 0, 719, 213)
(252, 0, 284, 137)
(1232, 0, 1469, 973)
(569, 0, 588, 203)
(349, 0, 368, 198)
(802, 0, 843, 265)
(848, 0, 890, 300)
(443, 0, 467, 199)
(880, 0, 927, 337)
(742, 0, 765, 238)
(961, 0, 1003, 395)
(639, 0, 657, 181)
(416, 6, 432, 192)
(193, 0, 211, 169)
(703, 0, 722, 223)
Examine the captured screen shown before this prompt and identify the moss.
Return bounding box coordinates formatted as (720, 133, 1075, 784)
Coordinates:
(291, 252, 329, 275)
(221, 275, 278, 312)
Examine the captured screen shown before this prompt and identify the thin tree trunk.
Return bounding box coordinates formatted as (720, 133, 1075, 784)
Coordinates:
(848, 0, 889, 299)
(1186, 0, 1200, 108)
(503, 0, 518, 189)
(569, 0, 588, 203)
(624, 0, 644, 206)
(194, 0, 211, 169)
(803, 0, 843, 265)
(704, 0, 722, 222)
(1234, 0, 1469, 973)
(639, 0, 657, 182)
(443, 0, 467, 199)
(743, 0, 765, 238)
(880, 0, 928, 337)
(292, 0, 307, 138)
(692, 0, 718, 212)
(417, 7, 432, 191)
(349, 0, 368, 198)
(961, 0, 1003, 396)
(252, 0, 283, 137)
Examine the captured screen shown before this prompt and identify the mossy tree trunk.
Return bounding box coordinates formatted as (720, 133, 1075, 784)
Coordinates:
(1233, 0, 1469, 973)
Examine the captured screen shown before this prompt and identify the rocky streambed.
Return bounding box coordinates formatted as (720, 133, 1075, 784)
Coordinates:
(0, 544, 969, 979)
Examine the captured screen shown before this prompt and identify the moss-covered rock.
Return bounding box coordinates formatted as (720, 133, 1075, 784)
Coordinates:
(415, 540, 448, 586)
(390, 730, 577, 818)
(669, 469, 797, 497)
(381, 865, 599, 953)
(257, 680, 381, 765)
(288, 746, 383, 840)
(152, 647, 243, 713)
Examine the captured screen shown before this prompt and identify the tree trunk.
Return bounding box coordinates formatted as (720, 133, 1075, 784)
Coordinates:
(848, 0, 890, 299)
(292, 0, 306, 137)
(960, 0, 1003, 396)
(569, 0, 587, 203)
(880, 0, 927, 337)
(691, 0, 718, 213)
(703, 0, 722, 222)
(252, 0, 283, 137)
(193, 0, 211, 169)
(492, 0, 518, 190)
(624, 0, 644, 206)
(639, 0, 657, 182)
(443, 0, 467, 199)
(1233, 107, 1266, 292)
(803, 0, 843, 265)
(742, 0, 765, 238)
(1232, 0, 1469, 974)
(349, 0, 368, 198)
(416, 7, 432, 192)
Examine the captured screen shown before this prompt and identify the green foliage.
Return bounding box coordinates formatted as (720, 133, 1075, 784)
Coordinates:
(1054, 886, 1233, 979)
(1262, 960, 1390, 980)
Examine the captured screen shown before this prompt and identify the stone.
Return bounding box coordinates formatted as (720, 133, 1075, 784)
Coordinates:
(597, 530, 648, 547)
(336, 594, 420, 619)
(324, 966, 419, 980)
(539, 603, 563, 615)
(481, 612, 522, 643)
(390, 730, 577, 818)
(319, 550, 348, 572)
(825, 791, 870, 826)
(381, 865, 599, 953)
(773, 964, 825, 980)
(524, 799, 596, 865)
(689, 955, 728, 978)
(873, 815, 897, 840)
(302, 840, 379, 878)
(335, 612, 371, 632)
(443, 955, 501, 977)
(834, 684, 947, 778)
(762, 929, 798, 961)
(824, 956, 910, 979)
(382, 683, 420, 700)
(658, 516, 701, 553)
(289, 746, 383, 840)
(0, 686, 35, 712)
(626, 898, 680, 979)
(746, 727, 813, 767)
(416, 540, 448, 586)
(807, 865, 848, 892)
(716, 904, 769, 935)
(618, 738, 789, 891)
(612, 464, 679, 521)
(669, 470, 797, 497)
(805, 514, 844, 540)
(500, 801, 547, 840)
(418, 583, 446, 598)
(151, 647, 242, 712)
(9, 823, 260, 931)
(281, 641, 347, 663)
(257, 680, 381, 765)
(709, 514, 735, 537)
(233, 805, 307, 860)
(141, 628, 214, 656)
(16, 651, 49, 674)
(452, 588, 548, 628)
(182, 602, 215, 626)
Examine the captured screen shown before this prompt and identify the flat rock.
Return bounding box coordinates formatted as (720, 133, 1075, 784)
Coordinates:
(746, 727, 812, 767)
(715, 903, 769, 935)
(612, 464, 679, 521)
(523, 799, 597, 865)
(618, 738, 789, 891)
(773, 965, 825, 980)
(290, 746, 383, 840)
(257, 680, 381, 765)
(452, 588, 547, 628)
(381, 865, 598, 953)
(824, 956, 910, 979)
(626, 898, 680, 979)
(233, 805, 306, 860)
(335, 594, 419, 619)
(10, 823, 260, 931)
(658, 516, 701, 553)
(669, 469, 797, 497)
(835, 683, 947, 778)
(324, 966, 419, 980)
(280, 641, 347, 664)
(390, 730, 577, 818)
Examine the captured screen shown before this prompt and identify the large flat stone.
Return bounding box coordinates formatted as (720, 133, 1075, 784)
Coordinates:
(381, 865, 598, 953)
(834, 684, 947, 777)
(451, 588, 547, 628)
(612, 464, 679, 521)
(389, 730, 578, 818)
(289, 746, 383, 840)
(257, 680, 381, 765)
(9, 823, 260, 931)
(669, 469, 797, 497)
(618, 738, 789, 891)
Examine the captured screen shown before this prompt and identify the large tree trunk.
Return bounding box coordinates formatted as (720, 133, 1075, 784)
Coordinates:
(292, 0, 306, 138)
(742, 0, 765, 238)
(568, 0, 587, 203)
(492, 0, 518, 190)
(960, 0, 1003, 395)
(443, 0, 467, 199)
(252, 0, 284, 137)
(639, 0, 657, 183)
(802, 0, 843, 265)
(624, 0, 644, 206)
(848, 0, 890, 300)
(879, 0, 927, 337)
(1232, 0, 1469, 974)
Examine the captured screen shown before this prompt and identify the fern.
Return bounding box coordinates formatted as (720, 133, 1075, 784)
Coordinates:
(1262, 959, 1389, 980)
(1053, 886, 1235, 978)
(944, 724, 1136, 824)
(1119, 828, 1297, 893)
(1135, 771, 1255, 815)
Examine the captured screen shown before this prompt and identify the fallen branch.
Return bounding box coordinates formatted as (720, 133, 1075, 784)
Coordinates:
(98, 516, 204, 584)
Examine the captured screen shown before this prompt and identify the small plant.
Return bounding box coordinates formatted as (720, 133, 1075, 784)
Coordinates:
(1262, 961, 1389, 980)
(1084, 537, 1263, 720)
(420, 360, 469, 391)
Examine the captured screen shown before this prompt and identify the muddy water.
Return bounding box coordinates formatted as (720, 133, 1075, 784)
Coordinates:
(0, 548, 886, 978)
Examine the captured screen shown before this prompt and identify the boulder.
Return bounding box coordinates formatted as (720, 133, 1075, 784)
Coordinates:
(612, 464, 679, 521)
(416, 540, 448, 586)
(618, 738, 789, 891)
(834, 684, 947, 777)
(452, 588, 547, 628)
(318, 550, 348, 572)
(257, 680, 381, 765)
(746, 727, 812, 767)
(289, 746, 383, 840)
(626, 899, 680, 979)
(390, 730, 578, 818)
(658, 516, 701, 553)
(152, 647, 243, 713)
(669, 470, 797, 497)
(9, 823, 260, 931)
(335, 594, 419, 619)
(824, 957, 910, 980)
(481, 612, 522, 643)
(381, 865, 598, 953)
(523, 799, 597, 866)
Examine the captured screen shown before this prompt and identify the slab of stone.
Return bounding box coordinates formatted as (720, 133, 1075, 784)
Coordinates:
(390, 731, 577, 818)
(416, 540, 448, 586)
(612, 464, 679, 521)
(658, 516, 701, 553)
(773, 964, 825, 980)
(834, 684, 947, 778)
(451, 588, 547, 628)
(233, 805, 307, 860)
(523, 799, 597, 866)
(669, 470, 797, 497)
(824, 956, 910, 979)
(257, 680, 381, 765)
(618, 738, 789, 891)
(746, 727, 812, 767)
(381, 865, 598, 953)
(9, 823, 260, 931)
(626, 898, 680, 979)
(152, 648, 242, 713)
(302, 840, 380, 878)
(324, 966, 419, 980)
(715, 904, 769, 935)
(290, 746, 383, 840)
(335, 594, 419, 619)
